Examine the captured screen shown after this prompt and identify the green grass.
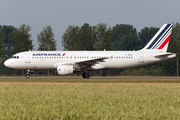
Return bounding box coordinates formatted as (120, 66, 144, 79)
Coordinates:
(0, 77, 180, 83)
(1, 83, 180, 119)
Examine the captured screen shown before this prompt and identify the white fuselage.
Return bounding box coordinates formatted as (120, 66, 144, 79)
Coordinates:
(4, 51, 175, 71)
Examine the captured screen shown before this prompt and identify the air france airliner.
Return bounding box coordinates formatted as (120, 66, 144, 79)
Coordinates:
(4, 24, 176, 79)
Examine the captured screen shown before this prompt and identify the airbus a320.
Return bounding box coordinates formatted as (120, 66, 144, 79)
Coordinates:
(4, 24, 176, 79)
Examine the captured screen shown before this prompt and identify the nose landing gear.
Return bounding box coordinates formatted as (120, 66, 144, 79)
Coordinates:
(26, 69, 30, 79)
(26, 74, 30, 79)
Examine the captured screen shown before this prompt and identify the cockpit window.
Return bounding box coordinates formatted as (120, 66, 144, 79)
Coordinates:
(11, 56, 19, 59)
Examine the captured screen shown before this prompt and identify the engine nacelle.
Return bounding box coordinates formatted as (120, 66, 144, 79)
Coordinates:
(57, 65, 74, 75)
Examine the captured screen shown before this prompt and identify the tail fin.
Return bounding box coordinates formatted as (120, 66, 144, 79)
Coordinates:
(140, 24, 173, 52)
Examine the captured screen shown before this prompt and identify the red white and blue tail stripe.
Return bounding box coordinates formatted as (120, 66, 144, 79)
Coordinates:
(141, 24, 173, 52)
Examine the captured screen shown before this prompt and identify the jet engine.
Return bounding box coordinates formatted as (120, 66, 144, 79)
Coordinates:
(57, 65, 74, 75)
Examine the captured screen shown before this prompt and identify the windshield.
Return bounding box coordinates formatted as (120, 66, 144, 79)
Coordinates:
(11, 56, 19, 59)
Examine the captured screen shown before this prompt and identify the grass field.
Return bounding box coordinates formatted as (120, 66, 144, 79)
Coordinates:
(0, 77, 180, 119)
(0, 76, 180, 83)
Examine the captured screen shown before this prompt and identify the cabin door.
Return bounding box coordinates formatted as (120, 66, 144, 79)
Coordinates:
(138, 52, 144, 63)
(25, 53, 31, 63)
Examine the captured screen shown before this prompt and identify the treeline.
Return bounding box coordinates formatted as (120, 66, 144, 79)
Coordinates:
(0, 23, 180, 76)
(61, 23, 159, 50)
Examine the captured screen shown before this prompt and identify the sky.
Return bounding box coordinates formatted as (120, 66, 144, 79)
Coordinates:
(0, 0, 179, 51)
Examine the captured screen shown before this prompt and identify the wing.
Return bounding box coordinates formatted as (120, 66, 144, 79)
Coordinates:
(65, 57, 111, 68)
(53, 56, 112, 69)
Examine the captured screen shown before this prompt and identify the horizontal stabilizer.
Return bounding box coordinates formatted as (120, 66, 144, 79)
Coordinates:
(154, 52, 176, 57)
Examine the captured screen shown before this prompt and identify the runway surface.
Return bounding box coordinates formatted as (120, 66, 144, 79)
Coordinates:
(0, 76, 180, 83)
(0, 76, 180, 79)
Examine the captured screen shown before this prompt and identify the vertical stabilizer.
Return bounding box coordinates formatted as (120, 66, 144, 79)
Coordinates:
(141, 24, 173, 52)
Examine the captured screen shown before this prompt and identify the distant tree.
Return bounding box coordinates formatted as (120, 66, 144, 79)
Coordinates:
(0, 30, 5, 57)
(62, 23, 113, 51)
(92, 23, 113, 50)
(61, 25, 80, 50)
(112, 24, 140, 50)
(139, 27, 159, 48)
(62, 23, 96, 51)
(37, 25, 56, 51)
(168, 22, 180, 76)
(1, 25, 15, 58)
(11, 24, 34, 54)
(78, 23, 95, 50)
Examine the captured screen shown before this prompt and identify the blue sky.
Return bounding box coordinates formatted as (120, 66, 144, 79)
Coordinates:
(0, 0, 179, 50)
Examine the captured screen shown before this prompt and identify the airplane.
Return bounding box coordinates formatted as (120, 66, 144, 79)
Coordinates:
(4, 23, 176, 79)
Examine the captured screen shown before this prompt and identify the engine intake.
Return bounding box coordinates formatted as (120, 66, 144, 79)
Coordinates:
(57, 65, 74, 75)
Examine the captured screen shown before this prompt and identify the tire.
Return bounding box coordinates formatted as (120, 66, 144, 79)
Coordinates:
(82, 73, 90, 78)
(26, 74, 30, 79)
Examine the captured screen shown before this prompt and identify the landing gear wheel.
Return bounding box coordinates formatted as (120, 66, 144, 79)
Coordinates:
(26, 74, 30, 79)
(82, 73, 90, 78)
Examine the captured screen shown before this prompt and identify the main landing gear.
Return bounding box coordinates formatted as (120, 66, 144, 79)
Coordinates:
(82, 72, 90, 78)
(26, 69, 30, 79)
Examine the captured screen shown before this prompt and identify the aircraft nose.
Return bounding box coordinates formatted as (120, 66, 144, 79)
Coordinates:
(4, 59, 11, 67)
